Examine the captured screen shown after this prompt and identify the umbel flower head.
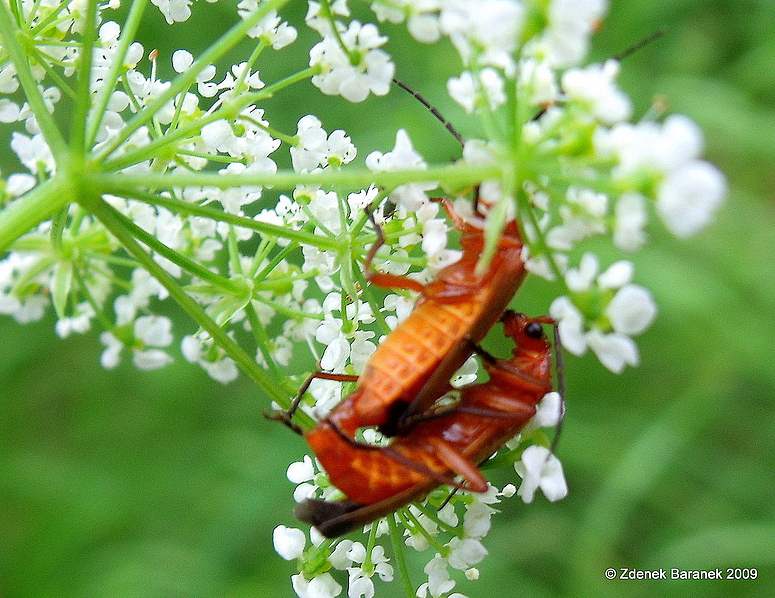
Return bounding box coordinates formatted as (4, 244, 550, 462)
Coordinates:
(0, 0, 725, 597)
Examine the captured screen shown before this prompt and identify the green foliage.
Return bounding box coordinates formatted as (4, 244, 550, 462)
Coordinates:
(2, 1, 774, 597)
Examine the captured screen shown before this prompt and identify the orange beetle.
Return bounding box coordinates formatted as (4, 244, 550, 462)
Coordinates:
(336, 198, 526, 433)
(274, 197, 528, 479)
(296, 310, 555, 537)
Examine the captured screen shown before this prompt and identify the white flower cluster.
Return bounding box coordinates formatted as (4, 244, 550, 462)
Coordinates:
(307, 1, 394, 102)
(0, 3, 312, 379)
(277, 391, 565, 598)
(0, 0, 727, 596)
(290, 0, 724, 374)
(437, 66, 725, 374)
(274, 524, 394, 598)
(513, 62, 725, 370)
(0, 1, 724, 378)
(550, 255, 657, 373)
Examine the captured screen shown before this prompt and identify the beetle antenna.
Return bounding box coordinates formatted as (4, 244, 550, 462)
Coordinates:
(392, 77, 465, 147)
(614, 28, 665, 62)
(548, 321, 566, 456)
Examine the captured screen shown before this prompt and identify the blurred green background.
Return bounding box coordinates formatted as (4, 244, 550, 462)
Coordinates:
(2, 1, 774, 597)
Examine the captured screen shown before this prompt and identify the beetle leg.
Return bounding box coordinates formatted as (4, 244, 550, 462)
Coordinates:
(363, 205, 426, 293)
(424, 437, 489, 493)
(265, 369, 359, 434)
(379, 445, 473, 491)
(463, 336, 497, 364)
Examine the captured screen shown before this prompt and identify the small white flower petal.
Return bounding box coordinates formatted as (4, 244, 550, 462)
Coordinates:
(134, 315, 173, 346)
(273, 525, 306, 560)
(597, 260, 633, 289)
(292, 482, 317, 503)
(606, 284, 657, 335)
(292, 572, 342, 598)
(565, 252, 599, 291)
(171, 49, 193, 73)
(287, 456, 315, 483)
(99, 331, 122, 369)
(447, 537, 487, 570)
(657, 160, 727, 238)
(422, 555, 455, 597)
(347, 573, 374, 598)
(516, 446, 568, 503)
(614, 192, 648, 251)
(533, 392, 564, 428)
(585, 329, 640, 373)
(346, 541, 367, 564)
(320, 335, 350, 371)
(550, 296, 587, 355)
(329, 540, 355, 569)
(662, 114, 705, 162)
(132, 348, 173, 370)
(463, 501, 494, 539)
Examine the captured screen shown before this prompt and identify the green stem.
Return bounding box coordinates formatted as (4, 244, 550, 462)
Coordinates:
(399, 508, 447, 554)
(413, 501, 458, 536)
(94, 162, 501, 193)
(101, 204, 244, 293)
(99, 107, 229, 172)
(319, 0, 356, 64)
(0, 177, 74, 253)
(244, 66, 318, 103)
(70, 0, 99, 154)
(244, 302, 282, 382)
(88, 197, 294, 411)
(109, 189, 340, 251)
(236, 38, 268, 90)
(73, 266, 116, 332)
(93, 0, 292, 163)
(388, 515, 416, 598)
(251, 294, 324, 322)
(515, 185, 565, 281)
(85, 0, 149, 149)
(32, 48, 78, 101)
(29, 1, 75, 36)
(0, 1, 68, 157)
